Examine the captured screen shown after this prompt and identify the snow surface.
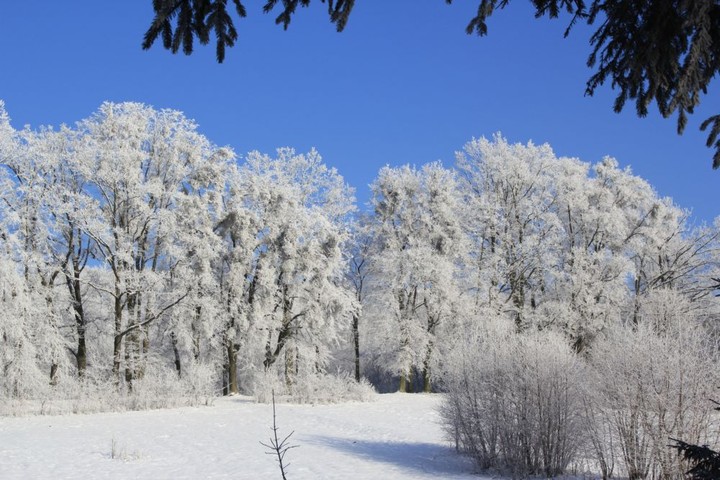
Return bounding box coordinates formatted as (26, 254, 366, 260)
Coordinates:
(0, 393, 483, 479)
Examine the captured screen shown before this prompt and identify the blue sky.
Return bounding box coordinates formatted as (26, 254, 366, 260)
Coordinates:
(0, 1, 717, 222)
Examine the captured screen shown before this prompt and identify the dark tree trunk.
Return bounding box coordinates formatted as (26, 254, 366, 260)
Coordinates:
(124, 292, 138, 386)
(226, 341, 239, 395)
(264, 309, 294, 370)
(76, 328, 87, 375)
(112, 284, 123, 381)
(68, 265, 87, 376)
(171, 332, 182, 377)
(192, 306, 201, 360)
(352, 313, 360, 382)
(222, 363, 229, 396)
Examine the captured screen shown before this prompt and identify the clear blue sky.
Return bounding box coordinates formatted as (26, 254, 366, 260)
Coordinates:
(0, 1, 717, 222)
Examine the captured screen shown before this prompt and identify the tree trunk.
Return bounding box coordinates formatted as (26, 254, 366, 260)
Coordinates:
(422, 330, 435, 393)
(399, 372, 408, 393)
(43, 278, 60, 386)
(139, 326, 149, 379)
(264, 322, 293, 370)
(49, 363, 58, 386)
(66, 261, 88, 376)
(352, 313, 360, 382)
(192, 306, 201, 360)
(284, 344, 297, 391)
(124, 333, 135, 387)
(422, 363, 432, 393)
(113, 333, 122, 381)
(76, 327, 87, 375)
(171, 332, 182, 377)
(124, 292, 138, 386)
(112, 284, 123, 381)
(222, 363, 229, 396)
(265, 286, 294, 371)
(226, 341, 239, 395)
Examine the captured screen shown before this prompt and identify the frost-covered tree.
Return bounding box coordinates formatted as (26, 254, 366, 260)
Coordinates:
(75, 102, 233, 385)
(367, 162, 466, 392)
(214, 148, 356, 393)
(8, 125, 100, 377)
(455, 136, 719, 353)
(628, 200, 720, 306)
(210, 163, 269, 395)
(543, 157, 638, 351)
(0, 110, 70, 386)
(456, 136, 562, 330)
(43, 129, 95, 377)
(0, 116, 59, 397)
(344, 213, 374, 382)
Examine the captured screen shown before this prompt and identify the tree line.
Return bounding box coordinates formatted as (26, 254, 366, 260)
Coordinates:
(1, 101, 719, 476)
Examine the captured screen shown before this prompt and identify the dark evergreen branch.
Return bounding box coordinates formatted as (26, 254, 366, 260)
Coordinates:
(670, 437, 720, 479)
(141, 0, 720, 166)
(326, 0, 355, 32)
(143, 0, 247, 62)
(700, 114, 720, 169)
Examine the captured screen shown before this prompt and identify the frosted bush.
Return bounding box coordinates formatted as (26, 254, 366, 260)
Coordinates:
(440, 320, 588, 477)
(179, 362, 218, 406)
(252, 370, 375, 404)
(588, 319, 720, 480)
(69, 367, 119, 414)
(0, 360, 219, 416)
(127, 365, 184, 411)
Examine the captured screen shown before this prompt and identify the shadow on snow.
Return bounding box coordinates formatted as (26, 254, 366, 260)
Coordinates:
(302, 434, 475, 476)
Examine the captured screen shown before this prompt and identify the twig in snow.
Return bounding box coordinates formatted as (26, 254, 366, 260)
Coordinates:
(260, 390, 298, 480)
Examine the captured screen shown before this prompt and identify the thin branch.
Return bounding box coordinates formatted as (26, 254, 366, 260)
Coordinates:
(259, 390, 298, 480)
(118, 289, 190, 339)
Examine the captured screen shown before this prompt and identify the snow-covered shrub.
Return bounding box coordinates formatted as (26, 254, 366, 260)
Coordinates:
(440, 319, 588, 477)
(252, 369, 375, 404)
(126, 367, 182, 411)
(124, 358, 218, 411)
(67, 367, 117, 414)
(1, 361, 217, 416)
(588, 317, 720, 480)
(250, 370, 286, 403)
(580, 389, 618, 480)
(179, 362, 218, 406)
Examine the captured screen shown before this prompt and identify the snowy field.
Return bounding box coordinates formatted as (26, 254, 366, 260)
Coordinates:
(0, 393, 482, 479)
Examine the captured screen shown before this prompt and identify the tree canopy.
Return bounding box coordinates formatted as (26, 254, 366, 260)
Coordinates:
(143, 0, 720, 168)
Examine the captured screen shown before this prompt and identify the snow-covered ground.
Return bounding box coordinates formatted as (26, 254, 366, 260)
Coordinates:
(0, 393, 482, 479)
